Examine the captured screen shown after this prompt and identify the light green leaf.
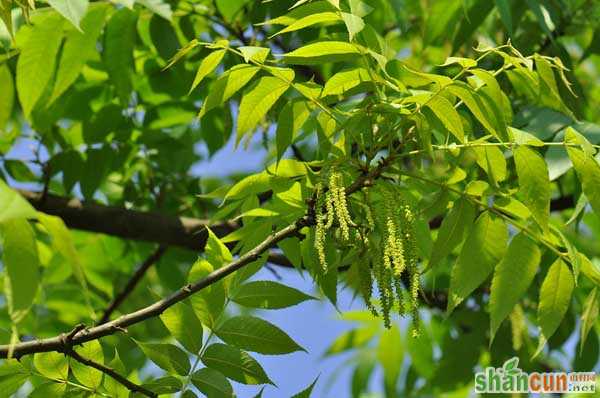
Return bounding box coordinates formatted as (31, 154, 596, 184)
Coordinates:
(377, 325, 403, 394)
(205, 227, 233, 266)
(138, 0, 172, 20)
(136, 341, 190, 376)
(103, 7, 137, 105)
(565, 128, 600, 218)
(448, 212, 508, 313)
(34, 352, 68, 380)
(16, 12, 64, 117)
(580, 287, 599, 354)
(200, 64, 260, 117)
(263, 1, 336, 26)
(427, 198, 475, 270)
(0, 64, 14, 128)
(188, 259, 226, 328)
(440, 56, 477, 68)
(239, 46, 270, 63)
(70, 340, 103, 388)
(0, 180, 37, 222)
(47, 0, 89, 30)
(490, 233, 541, 341)
(276, 99, 311, 161)
(191, 368, 234, 398)
(237, 76, 290, 144)
(341, 12, 364, 41)
(283, 41, 361, 65)
(190, 49, 226, 94)
(580, 253, 600, 288)
(215, 315, 305, 355)
(50, 4, 107, 103)
(201, 343, 273, 385)
(322, 67, 371, 97)
(537, 259, 574, 346)
(2, 218, 39, 323)
(514, 145, 550, 231)
(231, 280, 315, 309)
(160, 301, 203, 354)
(272, 12, 341, 37)
(325, 326, 377, 356)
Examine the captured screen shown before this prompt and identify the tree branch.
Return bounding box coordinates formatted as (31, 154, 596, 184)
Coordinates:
(1, 155, 393, 359)
(98, 245, 168, 325)
(65, 347, 157, 397)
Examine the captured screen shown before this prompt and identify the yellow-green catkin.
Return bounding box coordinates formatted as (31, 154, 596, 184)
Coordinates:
(314, 183, 328, 273)
(329, 171, 352, 241)
(357, 242, 378, 316)
(509, 304, 525, 351)
(373, 256, 392, 328)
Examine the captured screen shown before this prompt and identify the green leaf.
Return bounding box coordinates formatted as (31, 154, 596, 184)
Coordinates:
(215, 315, 305, 355)
(200, 64, 261, 117)
(190, 49, 226, 94)
(473, 145, 508, 185)
(565, 128, 600, 218)
(236, 76, 290, 144)
(448, 212, 508, 313)
(427, 198, 475, 270)
(0, 180, 37, 222)
(50, 4, 107, 103)
(580, 287, 599, 354)
(104, 351, 128, 398)
(34, 352, 68, 380)
(351, 355, 375, 398)
(276, 99, 311, 160)
(377, 325, 403, 395)
(0, 64, 14, 128)
(325, 327, 378, 356)
(263, 1, 336, 26)
(291, 377, 319, 398)
(495, 0, 513, 34)
(215, 0, 249, 21)
(29, 382, 67, 397)
(103, 7, 137, 105)
(191, 368, 234, 398)
(47, 0, 89, 30)
(136, 341, 190, 376)
(580, 253, 600, 288)
(272, 12, 341, 37)
(417, 93, 464, 142)
(448, 82, 503, 140)
(537, 259, 574, 345)
(231, 280, 315, 309)
(514, 145, 550, 231)
(201, 343, 273, 385)
(489, 233, 541, 342)
(322, 67, 371, 97)
(188, 259, 226, 328)
(16, 12, 64, 117)
(2, 218, 39, 323)
(283, 41, 361, 65)
(0, 360, 29, 396)
(160, 301, 203, 354)
(142, 376, 183, 395)
(70, 340, 103, 388)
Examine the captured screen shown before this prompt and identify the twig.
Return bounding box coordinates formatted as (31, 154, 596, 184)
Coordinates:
(65, 348, 157, 398)
(98, 245, 168, 325)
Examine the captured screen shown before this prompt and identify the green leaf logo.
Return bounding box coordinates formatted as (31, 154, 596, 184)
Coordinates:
(502, 357, 521, 376)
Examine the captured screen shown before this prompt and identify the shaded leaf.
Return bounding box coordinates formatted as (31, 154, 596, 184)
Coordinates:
(201, 343, 273, 385)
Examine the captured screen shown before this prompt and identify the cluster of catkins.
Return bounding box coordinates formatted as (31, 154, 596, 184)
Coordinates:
(314, 171, 421, 335)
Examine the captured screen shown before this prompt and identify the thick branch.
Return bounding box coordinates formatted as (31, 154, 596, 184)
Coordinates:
(66, 348, 157, 397)
(98, 245, 168, 325)
(20, 190, 238, 252)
